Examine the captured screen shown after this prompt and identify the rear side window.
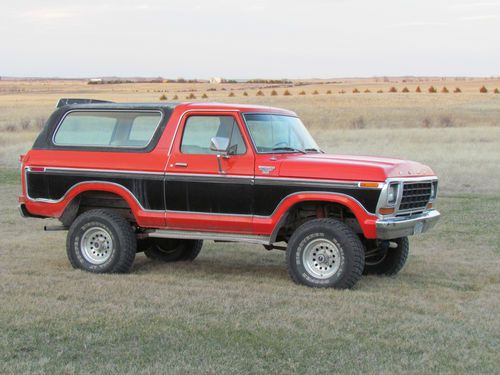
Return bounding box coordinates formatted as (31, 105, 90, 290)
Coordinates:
(53, 111, 162, 148)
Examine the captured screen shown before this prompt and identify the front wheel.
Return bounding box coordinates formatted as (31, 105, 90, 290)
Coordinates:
(286, 218, 365, 289)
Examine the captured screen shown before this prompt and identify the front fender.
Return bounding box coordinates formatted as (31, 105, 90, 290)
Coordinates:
(255, 191, 378, 239)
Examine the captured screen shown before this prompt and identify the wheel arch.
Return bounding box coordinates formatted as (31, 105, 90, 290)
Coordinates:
(58, 182, 142, 225)
(269, 192, 377, 242)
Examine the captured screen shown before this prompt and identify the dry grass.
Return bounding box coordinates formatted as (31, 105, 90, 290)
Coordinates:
(1, 184, 499, 374)
(0, 79, 499, 373)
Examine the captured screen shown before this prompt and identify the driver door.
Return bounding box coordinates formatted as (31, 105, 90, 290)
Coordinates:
(165, 112, 255, 232)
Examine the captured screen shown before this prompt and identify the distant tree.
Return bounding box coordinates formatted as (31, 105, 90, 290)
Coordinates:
(352, 88, 360, 93)
(228, 92, 235, 97)
(159, 94, 167, 100)
(377, 89, 384, 93)
(479, 86, 488, 93)
(172, 95, 179, 100)
(494, 88, 500, 94)
(243, 91, 248, 96)
(271, 90, 278, 96)
(202, 93, 208, 98)
(299, 90, 306, 95)
(283, 90, 292, 96)
(441, 86, 449, 93)
(402, 87, 409, 93)
(415, 86, 422, 93)
(312, 90, 319, 95)
(338, 89, 346, 94)
(187, 93, 196, 99)
(326, 90, 332, 94)
(364, 89, 371, 93)
(454, 87, 462, 93)
(256, 90, 264, 96)
(389, 86, 397, 93)
(428, 86, 437, 93)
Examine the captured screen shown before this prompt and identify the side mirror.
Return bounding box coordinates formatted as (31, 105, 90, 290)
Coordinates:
(210, 137, 229, 153)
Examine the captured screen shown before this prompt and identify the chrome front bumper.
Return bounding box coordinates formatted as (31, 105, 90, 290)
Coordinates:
(376, 210, 440, 239)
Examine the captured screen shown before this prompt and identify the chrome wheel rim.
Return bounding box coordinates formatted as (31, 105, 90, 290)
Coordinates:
(81, 227, 114, 265)
(302, 238, 341, 279)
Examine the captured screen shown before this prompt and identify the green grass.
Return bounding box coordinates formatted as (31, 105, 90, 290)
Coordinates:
(1, 184, 499, 374)
(0, 168, 21, 184)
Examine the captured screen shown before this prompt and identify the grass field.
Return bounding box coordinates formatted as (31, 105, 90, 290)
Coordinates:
(0, 79, 499, 374)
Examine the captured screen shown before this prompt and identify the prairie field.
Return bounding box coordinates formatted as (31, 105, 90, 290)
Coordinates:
(0, 79, 499, 374)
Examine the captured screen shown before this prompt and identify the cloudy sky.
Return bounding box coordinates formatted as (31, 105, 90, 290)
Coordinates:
(1, 0, 499, 78)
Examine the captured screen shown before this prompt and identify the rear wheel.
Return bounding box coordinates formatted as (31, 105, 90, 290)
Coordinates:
(144, 238, 203, 262)
(66, 209, 136, 273)
(363, 237, 409, 275)
(286, 218, 364, 289)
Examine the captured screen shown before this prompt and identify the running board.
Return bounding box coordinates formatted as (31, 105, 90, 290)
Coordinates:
(146, 229, 271, 245)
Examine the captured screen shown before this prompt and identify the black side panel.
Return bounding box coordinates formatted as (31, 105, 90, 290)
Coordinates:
(165, 177, 253, 215)
(27, 171, 381, 216)
(253, 184, 380, 216)
(26, 171, 164, 210)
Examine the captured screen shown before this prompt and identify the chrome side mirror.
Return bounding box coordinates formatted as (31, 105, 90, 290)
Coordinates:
(210, 137, 229, 153)
(210, 137, 230, 174)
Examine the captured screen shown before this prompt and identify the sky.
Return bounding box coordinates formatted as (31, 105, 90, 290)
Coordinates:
(1, 0, 499, 78)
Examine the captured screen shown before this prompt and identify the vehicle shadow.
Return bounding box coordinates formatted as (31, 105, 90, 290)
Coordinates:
(131, 251, 288, 282)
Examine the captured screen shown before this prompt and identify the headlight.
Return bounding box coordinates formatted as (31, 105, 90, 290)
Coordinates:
(430, 181, 438, 200)
(387, 183, 399, 204)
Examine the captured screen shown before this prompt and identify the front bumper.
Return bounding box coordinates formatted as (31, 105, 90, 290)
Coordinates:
(376, 210, 440, 239)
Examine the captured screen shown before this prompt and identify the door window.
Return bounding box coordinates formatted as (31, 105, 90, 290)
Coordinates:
(180, 115, 246, 155)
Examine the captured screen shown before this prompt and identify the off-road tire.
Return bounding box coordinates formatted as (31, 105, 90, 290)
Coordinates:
(66, 209, 136, 273)
(363, 237, 409, 276)
(144, 239, 203, 262)
(286, 218, 365, 289)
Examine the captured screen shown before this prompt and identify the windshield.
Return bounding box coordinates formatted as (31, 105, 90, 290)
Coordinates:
(244, 114, 320, 153)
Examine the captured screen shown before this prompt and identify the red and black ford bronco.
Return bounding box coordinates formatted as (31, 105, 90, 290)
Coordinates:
(19, 99, 440, 288)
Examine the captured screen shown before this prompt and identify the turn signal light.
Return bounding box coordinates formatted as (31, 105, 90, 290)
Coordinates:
(359, 182, 380, 188)
(427, 202, 433, 209)
(379, 207, 395, 215)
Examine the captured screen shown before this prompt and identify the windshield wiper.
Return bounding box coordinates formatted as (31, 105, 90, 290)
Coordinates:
(271, 147, 306, 154)
(304, 148, 323, 153)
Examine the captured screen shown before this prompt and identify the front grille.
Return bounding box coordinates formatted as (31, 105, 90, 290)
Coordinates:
(399, 182, 432, 211)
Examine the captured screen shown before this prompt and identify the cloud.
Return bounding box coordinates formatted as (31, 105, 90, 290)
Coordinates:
(387, 21, 449, 28)
(450, 1, 500, 9)
(460, 14, 500, 20)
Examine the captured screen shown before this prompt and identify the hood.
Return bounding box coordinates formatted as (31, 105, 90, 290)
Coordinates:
(277, 153, 435, 182)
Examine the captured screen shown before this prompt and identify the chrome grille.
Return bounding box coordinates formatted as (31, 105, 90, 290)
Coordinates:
(399, 182, 432, 211)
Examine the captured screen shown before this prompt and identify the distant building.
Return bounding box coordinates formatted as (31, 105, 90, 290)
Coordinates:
(209, 77, 222, 84)
(89, 78, 102, 83)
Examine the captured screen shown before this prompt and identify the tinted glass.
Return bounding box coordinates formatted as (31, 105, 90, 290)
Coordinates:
(54, 111, 161, 148)
(181, 115, 246, 155)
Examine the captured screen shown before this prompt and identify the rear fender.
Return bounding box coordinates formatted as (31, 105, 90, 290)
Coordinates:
(24, 182, 165, 228)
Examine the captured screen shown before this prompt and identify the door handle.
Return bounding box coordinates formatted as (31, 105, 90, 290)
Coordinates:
(174, 162, 188, 167)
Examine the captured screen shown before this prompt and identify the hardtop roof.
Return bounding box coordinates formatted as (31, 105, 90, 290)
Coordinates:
(60, 101, 296, 116)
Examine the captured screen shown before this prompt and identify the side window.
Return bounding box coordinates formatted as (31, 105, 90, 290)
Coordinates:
(53, 111, 162, 148)
(180, 115, 246, 155)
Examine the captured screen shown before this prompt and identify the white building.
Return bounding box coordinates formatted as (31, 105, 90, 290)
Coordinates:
(209, 77, 222, 84)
